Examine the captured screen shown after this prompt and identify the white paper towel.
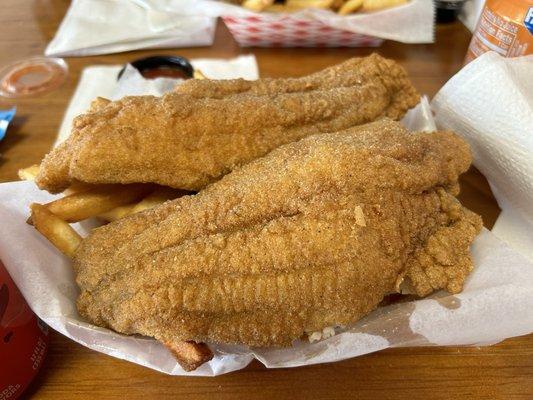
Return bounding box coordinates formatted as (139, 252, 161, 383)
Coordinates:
(46, 0, 217, 57)
(432, 52, 533, 260)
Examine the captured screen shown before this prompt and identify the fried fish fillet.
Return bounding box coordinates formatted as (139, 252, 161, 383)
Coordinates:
(35, 54, 419, 194)
(74, 119, 482, 351)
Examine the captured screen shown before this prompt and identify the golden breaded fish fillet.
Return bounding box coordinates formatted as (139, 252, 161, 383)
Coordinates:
(73, 119, 481, 351)
(35, 54, 419, 193)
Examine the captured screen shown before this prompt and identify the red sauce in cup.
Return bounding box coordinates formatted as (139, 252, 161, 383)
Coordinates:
(140, 67, 190, 80)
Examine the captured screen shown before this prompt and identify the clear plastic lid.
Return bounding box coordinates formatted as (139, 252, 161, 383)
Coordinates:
(0, 57, 68, 98)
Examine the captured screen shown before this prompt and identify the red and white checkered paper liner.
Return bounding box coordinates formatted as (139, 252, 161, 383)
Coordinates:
(222, 15, 384, 47)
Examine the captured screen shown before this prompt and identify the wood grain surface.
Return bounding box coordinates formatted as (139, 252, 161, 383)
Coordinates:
(0, 1, 531, 399)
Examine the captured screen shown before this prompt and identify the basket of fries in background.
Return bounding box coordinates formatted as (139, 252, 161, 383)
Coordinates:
(218, 0, 433, 47)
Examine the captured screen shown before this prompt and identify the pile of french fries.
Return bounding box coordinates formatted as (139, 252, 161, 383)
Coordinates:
(19, 166, 184, 257)
(240, 0, 408, 14)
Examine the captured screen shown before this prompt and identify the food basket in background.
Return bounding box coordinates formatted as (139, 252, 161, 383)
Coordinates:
(222, 14, 384, 47)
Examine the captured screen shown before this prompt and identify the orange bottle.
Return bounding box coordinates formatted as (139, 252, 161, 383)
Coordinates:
(465, 0, 533, 64)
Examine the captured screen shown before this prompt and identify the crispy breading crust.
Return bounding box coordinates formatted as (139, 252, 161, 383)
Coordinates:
(73, 120, 481, 348)
(35, 54, 419, 193)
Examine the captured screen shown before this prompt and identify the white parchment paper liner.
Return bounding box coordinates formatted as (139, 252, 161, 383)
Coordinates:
(432, 53, 533, 261)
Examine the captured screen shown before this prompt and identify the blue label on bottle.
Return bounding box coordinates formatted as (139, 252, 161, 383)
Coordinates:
(525, 7, 533, 35)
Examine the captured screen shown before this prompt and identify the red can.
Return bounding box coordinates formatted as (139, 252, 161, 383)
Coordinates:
(0, 260, 49, 399)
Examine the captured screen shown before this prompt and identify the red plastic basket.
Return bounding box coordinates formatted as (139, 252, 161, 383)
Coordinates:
(222, 14, 384, 47)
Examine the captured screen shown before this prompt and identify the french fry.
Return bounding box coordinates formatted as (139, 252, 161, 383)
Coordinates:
(193, 69, 207, 80)
(97, 203, 136, 222)
(98, 187, 186, 222)
(361, 0, 407, 12)
(131, 188, 186, 213)
(242, 0, 275, 12)
(45, 184, 153, 223)
(30, 203, 82, 258)
(338, 0, 363, 14)
(286, 0, 335, 9)
(165, 341, 214, 372)
(62, 182, 95, 195)
(332, 0, 345, 9)
(264, 3, 299, 12)
(18, 165, 40, 181)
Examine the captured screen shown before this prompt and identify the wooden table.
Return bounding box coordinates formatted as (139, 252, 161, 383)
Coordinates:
(1, 2, 531, 399)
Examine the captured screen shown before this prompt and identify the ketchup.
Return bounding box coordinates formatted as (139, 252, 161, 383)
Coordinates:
(117, 56, 194, 81)
(140, 67, 191, 80)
